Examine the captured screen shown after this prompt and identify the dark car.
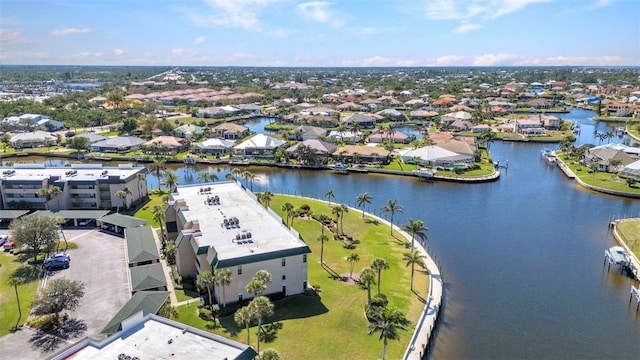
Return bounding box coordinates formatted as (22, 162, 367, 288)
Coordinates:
(44, 253, 71, 270)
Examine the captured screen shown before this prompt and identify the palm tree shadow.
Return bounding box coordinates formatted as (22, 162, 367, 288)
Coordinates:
(412, 289, 426, 304)
(390, 233, 407, 246)
(259, 321, 283, 343)
(29, 318, 87, 353)
(321, 263, 342, 280)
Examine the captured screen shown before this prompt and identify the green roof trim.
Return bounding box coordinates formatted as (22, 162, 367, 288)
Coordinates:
(29, 209, 110, 219)
(215, 245, 311, 268)
(101, 291, 170, 334)
(99, 213, 148, 228)
(129, 263, 167, 292)
(0, 209, 30, 219)
(125, 226, 160, 264)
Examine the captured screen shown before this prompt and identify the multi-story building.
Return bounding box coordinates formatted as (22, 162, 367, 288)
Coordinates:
(0, 163, 147, 211)
(165, 182, 311, 305)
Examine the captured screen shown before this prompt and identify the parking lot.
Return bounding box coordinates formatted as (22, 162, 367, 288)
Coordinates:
(42, 229, 130, 339)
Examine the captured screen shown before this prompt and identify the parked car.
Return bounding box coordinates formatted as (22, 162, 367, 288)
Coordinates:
(44, 253, 71, 270)
(3, 241, 15, 251)
(0, 235, 8, 246)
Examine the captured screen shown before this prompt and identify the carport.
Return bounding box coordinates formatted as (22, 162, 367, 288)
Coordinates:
(101, 291, 170, 335)
(97, 213, 148, 237)
(28, 210, 110, 227)
(125, 226, 161, 267)
(0, 210, 30, 227)
(129, 262, 168, 294)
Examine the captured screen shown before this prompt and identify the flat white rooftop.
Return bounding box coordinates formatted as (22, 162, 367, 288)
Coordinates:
(174, 182, 309, 265)
(0, 164, 144, 182)
(55, 314, 255, 360)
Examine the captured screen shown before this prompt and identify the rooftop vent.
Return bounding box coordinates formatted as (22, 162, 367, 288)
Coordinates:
(2, 170, 15, 176)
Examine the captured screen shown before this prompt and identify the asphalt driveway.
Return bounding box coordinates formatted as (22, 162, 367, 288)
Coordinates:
(43, 229, 130, 339)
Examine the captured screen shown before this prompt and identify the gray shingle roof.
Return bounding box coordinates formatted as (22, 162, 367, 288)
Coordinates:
(125, 226, 160, 264)
(101, 291, 170, 334)
(130, 262, 167, 292)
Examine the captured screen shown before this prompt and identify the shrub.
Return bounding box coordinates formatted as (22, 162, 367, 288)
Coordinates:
(27, 314, 57, 332)
(371, 293, 389, 309)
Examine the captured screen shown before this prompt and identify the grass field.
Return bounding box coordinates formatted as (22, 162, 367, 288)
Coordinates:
(614, 220, 640, 258)
(0, 251, 41, 335)
(174, 193, 430, 359)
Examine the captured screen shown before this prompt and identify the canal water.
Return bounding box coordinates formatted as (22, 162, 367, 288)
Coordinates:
(11, 108, 640, 358)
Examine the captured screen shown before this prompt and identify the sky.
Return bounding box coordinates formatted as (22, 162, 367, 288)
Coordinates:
(1, 0, 639, 67)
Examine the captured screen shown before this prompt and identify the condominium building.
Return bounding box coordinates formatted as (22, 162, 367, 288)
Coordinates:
(0, 163, 147, 211)
(166, 182, 311, 304)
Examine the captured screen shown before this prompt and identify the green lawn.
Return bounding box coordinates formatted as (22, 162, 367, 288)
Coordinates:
(132, 190, 170, 226)
(615, 220, 640, 258)
(175, 194, 430, 359)
(560, 157, 640, 195)
(0, 251, 41, 335)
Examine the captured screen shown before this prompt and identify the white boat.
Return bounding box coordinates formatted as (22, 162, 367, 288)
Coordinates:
(412, 168, 434, 178)
(541, 148, 553, 158)
(545, 154, 557, 166)
(605, 246, 630, 267)
(331, 163, 349, 173)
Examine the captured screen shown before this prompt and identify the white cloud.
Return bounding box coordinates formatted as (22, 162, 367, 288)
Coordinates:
(542, 55, 636, 66)
(0, 29, 31, 45)
(586, 0, 618, 10)
(340, 56, 420, 67)
(453, 23, 483, 33)
(113, 49, 126, 56)
(170, 48, 199, 57)
(296, 2, 344, 27)
(425, 0, 552, 21)
(433, 55, 466, 65)
(473, 53, 520, 66)
(187, 0, 284, 31)
(194, 36, 206, 44)
(52, 27, 91, 36)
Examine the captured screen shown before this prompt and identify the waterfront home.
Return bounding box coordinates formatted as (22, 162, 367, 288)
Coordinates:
(440, 111, 472, 126)
(398, 145, 474, 168)
(292, 125, 327, 140)
(368, 129, 411, 144)
(472, 124, 491, 133)
(437, 139, 477, 156)
(9, 130, 58, 148)
(621, 160, 640, 179)
(333, 144, 390, 164)
(327, 130, 363, 143)
(193, 138, 235, 155)
(302, 106, 338, 117)
(234, 133, 284, 157)
(141, 136, 186, 155)
(376, 108, 406, 122)
(173, 124, 204, 138)
(337, 101, 364, 111)
(449, 119, 473, 131)
(212, 122, 249, 140)
(75, 133, 107, 144)
(409, 109, 438, 120)
(90, 136, 145, 153)
(607, 103, 632, 117)
(584, 144, 639, 172)
(286, 139, 337, 157)
(166, 182, 311, 305)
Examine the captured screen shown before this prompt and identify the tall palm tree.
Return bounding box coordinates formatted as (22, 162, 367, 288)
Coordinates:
(152, 205, 166, 242)
(241, 170, 253, 188)
(281, 202, 294, 227)
(383, 123, 396, 144)
(197, 171, 218, 183)
(253, 270, 272, 288)
(246, 279, 267, 297)
(324, 188, 336, 203)
(403, 250, 426, 291)
(136, 173, 147, 200)
(215, 268, 232, 307)
(8, 277, 22, 328)
(317, 233, 329, 264)
(48, 186, 62, 210)
(225, 173, 235, 182)
(401, 218, 428, 252)
(339, 204, 349, 234)
(480, 128, 497, 151)
(231, 167, 242, 182)
(247, 172, 257, 191)
(356, 192, 373, 218)
(235, 306, 255, 345)
(249, 296, 274, 354)
(368, 307, 410, 360)
(261, 190, 274, 208)
(197, 271, 216, 310)
(147, 159, 167, 191)
(347, 253, 360, 279)
(359, 267, 376, 310)
(381, 199, 403, 235)
(162, 170, 179, 192)
(371, 257, 389, 296)
(115, 190, 128, 213)
(332, 205, 343, 235)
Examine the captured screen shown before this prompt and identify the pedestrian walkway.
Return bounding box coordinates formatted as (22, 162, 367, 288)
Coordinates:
(151, 228, 178, 306)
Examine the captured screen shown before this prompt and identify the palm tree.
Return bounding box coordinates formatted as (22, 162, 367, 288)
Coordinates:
(402, 218, 428, 252)
(249, 296, 274, 354)
(347, 253, 360, 279)
(403, 250, 426, 291)
(317, 233, 329, 264)
(215, 268, 232, 307)
(225, 173, 235, 182)
(241, 170, 253, 188)
(368, 307, 410, 360)
(197, 271, 216, 310)
(261, 190, 274, 208)
(480, 128, 497, 151)
(253, 270, 272, 288)
(247, 171, 257, 191)
(147, 159, 167, 190)
(383, 123, 396, 144)
(324, 188, 336, 203)
(381, 199, 403, 235)
(339, 204, 349, 234)
(235, 306, 255, 345)
(231, 167, 242, 182)
(152, 205, 166, 242)
(260, 348, 282, 360)
(136, 173, 147, 200)
(281, 202, 294, 227)
(332, 205, 343, 235)
(162, 170, 179, 192)
(246, 279, 267, 297)
(371, 257, 389, 296)
(115, 190, 129, 213)
(359, 267, 376, 310)
(197, 171, 218, 183)
(356, 192, 373, 218)
(8, 277, 22, 328)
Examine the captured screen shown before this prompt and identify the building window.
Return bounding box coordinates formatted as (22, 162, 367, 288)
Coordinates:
(282, 275, 286, 280)
(237, 266, 242, 275)
(282, 258, 286, 267)
(238, 293, 243, 302)
(303, 254, 307, 263)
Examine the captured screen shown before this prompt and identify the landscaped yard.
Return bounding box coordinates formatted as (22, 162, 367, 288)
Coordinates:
(560, 157, 640, 195)
(0, 251, 41, 335)
(174, 194, 431, 359)
(614, 219, 640, 259)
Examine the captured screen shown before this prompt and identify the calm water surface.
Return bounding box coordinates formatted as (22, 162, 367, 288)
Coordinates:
(15, 109, 640, 359)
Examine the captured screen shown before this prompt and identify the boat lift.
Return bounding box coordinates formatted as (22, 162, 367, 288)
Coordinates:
(630, 286, 640, 311)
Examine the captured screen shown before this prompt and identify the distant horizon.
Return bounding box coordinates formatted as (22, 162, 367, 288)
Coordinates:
(2, 0, 639, 67)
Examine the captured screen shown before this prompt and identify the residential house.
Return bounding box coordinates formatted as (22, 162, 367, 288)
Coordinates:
(213, 122, 249, 140)
(607, 103, 632, 117)
(398, 145, 475, 167)
(36, 118, 65, 131)
(90, 136, 145, 153)
(327, 130, 363, 143)
(584, 143, 639, 172)
(376, 108, 406, 122)
(368, 130, 411, 144)
(141, 136, 186, 155)
(173, 124, 204, 138)
(342, 113, 377, 128)
(333, 145, 390, 164)
(440, 111, 472, 126)
(292, 125, 327, 140)
(234, 134, 284, 157)
(10, 131, 58, 148)
(286, 139, 337, 157)
(75, 133, 107, 144)
(410, 109, 438, 121)
(193, 138, 235, 155)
